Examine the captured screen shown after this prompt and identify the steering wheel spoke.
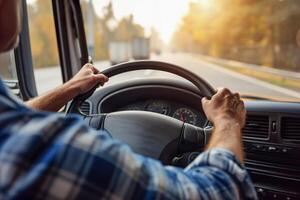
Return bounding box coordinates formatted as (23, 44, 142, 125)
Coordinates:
(179, 124, 213, 153)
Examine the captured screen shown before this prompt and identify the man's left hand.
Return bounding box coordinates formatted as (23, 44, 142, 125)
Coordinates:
(67, 63, 109, 95)
(26, 64, 109, 112)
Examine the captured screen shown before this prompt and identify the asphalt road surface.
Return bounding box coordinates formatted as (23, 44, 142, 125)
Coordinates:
(35, 53, 300, 101)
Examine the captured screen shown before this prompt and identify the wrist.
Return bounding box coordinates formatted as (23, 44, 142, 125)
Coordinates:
(213, 115, 243, 130)
(207, 119, 244, 162)
(61, 80, 81, 99)
(215, 121, 242, 131)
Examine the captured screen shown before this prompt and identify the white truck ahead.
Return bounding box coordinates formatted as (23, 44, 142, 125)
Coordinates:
(132, 37, 150, 60)
(108, 42, 131, 65)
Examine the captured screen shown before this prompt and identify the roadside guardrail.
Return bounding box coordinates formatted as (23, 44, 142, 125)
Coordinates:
(198, 54, 300, 81)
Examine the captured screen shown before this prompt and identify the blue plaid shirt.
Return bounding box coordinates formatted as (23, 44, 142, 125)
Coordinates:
(0, 79, 257, 200)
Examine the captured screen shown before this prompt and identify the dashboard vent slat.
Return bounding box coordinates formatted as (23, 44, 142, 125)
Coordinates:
(79, 101, 91, 115)
(281, 117, 300, 142)
(243, 115, 269, 139)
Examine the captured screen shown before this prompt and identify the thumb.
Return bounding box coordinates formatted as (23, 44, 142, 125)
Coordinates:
(201, 97, 208, 105)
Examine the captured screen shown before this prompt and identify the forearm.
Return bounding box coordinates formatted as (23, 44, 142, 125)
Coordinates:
(63, 129, 255, 199)
(206, 120, 244, 162)
(25, 64, 108, 112)
(26, 81, 79, 112)
(185, 148, 257, 199)
(105, 142, 255, 199)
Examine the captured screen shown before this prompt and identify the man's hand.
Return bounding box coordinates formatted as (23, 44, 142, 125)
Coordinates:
(26, 63, 109, 112)
(67, 63, 109, 96)
(202, 88, 246, 128)
(202, 88, 246, 162)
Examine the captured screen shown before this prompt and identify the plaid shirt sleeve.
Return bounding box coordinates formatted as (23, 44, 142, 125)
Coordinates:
(0, 80, 257, 200)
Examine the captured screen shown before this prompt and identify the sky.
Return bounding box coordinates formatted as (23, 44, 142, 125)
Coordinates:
(27, 0, 212, 43)
(91, 0, 193, 43)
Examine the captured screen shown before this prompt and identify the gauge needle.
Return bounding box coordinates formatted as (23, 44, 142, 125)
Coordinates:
(180, 113, 185, 122)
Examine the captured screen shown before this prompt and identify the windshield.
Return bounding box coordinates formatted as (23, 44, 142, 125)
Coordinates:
(31, 0, 300, 102)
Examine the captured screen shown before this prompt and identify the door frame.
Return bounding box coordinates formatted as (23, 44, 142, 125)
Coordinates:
(14, 0, 38, 100)
(52, 0, 89, 82)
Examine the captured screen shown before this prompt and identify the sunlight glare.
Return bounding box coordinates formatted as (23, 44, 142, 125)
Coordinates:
(92, 0, 191, 43)
(199, 0, 212, 9)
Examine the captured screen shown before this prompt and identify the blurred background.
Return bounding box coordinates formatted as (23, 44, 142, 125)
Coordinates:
(2, 0, 300, 100)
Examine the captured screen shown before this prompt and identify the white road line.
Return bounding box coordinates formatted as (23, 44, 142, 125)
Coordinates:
(201, 60, 300, 99)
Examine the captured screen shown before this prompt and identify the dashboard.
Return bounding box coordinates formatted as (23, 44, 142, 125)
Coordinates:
(81, 78, 300, 200)
(118, 100, 207, 127)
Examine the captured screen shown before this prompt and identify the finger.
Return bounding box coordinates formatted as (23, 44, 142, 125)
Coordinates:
(238, 99, 245, 109)
(93, 66, 100, 74)
(90, 65, 100, 74)
(215, 87, 232, 99)
(94, 74, 109, 83)
(201, 97, 209, 107)
(84, 63, 100, 74)
(84, 63, 93, 69)
(232, 93, 240, 100)
(237, 100, 245, 113)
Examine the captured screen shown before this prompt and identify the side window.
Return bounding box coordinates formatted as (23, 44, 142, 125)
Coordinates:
(26, 0, 62, 94)
(0, 51, 20, 96)
(0, 51, 17, 81)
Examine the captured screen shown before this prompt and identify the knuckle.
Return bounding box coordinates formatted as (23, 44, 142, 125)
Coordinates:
(222, 88, 231, 95)
(233, 93, 240, 98)
(84, 63, 92, 68)
(98, 75, 106, 81)
(217, 88, 231, 97)
(91, 75, 98, 82)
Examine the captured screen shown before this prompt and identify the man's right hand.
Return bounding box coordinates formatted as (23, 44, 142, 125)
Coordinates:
(202, 88, 246, 128)
(202, 88, 246, 162)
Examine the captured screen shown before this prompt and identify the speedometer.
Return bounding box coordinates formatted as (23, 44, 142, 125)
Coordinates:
(146, 101, 170, 115)
(173, 108, 197, 125)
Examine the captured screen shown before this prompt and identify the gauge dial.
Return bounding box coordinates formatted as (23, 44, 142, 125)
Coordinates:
(122, 105, 141, 111)
(119, 102, 145, 111)
(146, 101, 170, 115)
(173, 108, 197, 125)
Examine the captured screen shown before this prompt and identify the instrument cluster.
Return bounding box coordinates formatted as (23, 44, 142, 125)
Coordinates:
(119, 100, 207, 127)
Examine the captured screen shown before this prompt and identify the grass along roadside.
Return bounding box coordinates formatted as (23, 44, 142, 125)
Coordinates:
(205, 59, 300, 92)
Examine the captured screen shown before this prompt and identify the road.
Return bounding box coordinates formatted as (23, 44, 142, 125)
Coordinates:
(35, 53, 300, 101)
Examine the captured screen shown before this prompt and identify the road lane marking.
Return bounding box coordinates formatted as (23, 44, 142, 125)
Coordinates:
(200, 60, 300, 99)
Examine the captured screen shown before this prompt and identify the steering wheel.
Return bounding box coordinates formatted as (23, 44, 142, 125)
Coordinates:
(67, 61, 215, 165)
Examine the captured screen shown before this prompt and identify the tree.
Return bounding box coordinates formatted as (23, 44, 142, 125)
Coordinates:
(113, 15, 144, 41)
(171, 0, 300, 71)
(29, 0, 146, 63)
(82, 1, 145, 60)
(28, 0, 59, 68)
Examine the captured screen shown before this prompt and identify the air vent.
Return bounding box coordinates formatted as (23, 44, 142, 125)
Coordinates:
(79, 101, 91, 115)
(243, 115, 269, 138)
(281, 117, 300, 141)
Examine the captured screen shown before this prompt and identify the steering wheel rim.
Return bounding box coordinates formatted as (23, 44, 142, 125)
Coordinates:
(67, 60, 215, 114)
(67, 60, 215, 166)
(103, 60, 215, 96)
